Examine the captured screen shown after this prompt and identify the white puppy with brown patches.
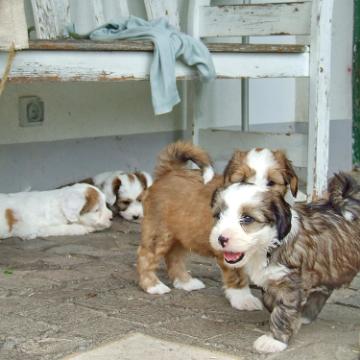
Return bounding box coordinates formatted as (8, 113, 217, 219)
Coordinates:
(0, 184, 112, 240)
(93, 171, 153, 222)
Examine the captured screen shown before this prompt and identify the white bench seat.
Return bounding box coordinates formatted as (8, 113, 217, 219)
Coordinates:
(2, 43, 309, 82)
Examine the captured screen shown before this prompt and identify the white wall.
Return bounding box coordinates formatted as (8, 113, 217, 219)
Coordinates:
(0, 82, 183, 145)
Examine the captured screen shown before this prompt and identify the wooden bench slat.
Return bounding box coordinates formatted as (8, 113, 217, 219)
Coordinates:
(28, 40, 308, 54)
(1, 49, 309, 82)
(200, 2, 312, 37)
(207, 43, 307, 53)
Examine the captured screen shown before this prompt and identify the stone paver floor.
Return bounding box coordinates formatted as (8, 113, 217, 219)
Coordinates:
(0, 219, 359, 360)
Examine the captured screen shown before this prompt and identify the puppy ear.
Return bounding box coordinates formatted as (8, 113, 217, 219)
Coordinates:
(285, 159, 298, 197)
(112, 178, 121, 195)
(143, 172, 153, 187)
(80, 187, 100, 214)
(270, 194, 292, 240)
(61, 190, 86, 222)
(210, 186, 225, 219)
(273, 151, 298, 197)
(211, 188, 220, 208)
(102, 177, 121, 206)
(223, 150, 249, 184)
(135, 171, 153, 189)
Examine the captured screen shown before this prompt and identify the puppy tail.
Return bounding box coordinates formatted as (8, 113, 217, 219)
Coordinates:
(155, 141, 214, 183)
(328, 172, 360, 221)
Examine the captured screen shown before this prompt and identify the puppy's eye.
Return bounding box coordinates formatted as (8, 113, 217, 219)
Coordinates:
(267, 180, 275, 187)
(240, 215, 254, 224)
(122, 201, 131, 206)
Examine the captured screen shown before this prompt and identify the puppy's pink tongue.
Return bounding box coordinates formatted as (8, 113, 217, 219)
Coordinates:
(224, 251, 243, 262)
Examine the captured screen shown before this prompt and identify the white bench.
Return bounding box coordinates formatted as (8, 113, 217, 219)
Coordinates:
(0, 0, 334, 198)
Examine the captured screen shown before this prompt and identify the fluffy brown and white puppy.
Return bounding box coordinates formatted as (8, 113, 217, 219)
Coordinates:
(137, 141, 298, 311)
(210, 173, 360, 353)
(0, 184, 112, 240)
(78, 171, 153, 222)
(224, 147, 299, 203)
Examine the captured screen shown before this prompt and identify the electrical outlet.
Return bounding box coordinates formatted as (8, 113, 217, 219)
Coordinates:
(19, 96, 44, 127)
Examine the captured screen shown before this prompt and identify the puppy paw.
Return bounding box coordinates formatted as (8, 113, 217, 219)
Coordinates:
(301, 317, 312, 325)
(202, 166, 215, 184)
(146, 282, 171, 295)
(294, 190, 307, 203)
(225, 288, 263, 311)
(253, 334, 287, 353)
(174, 278, 205, 291)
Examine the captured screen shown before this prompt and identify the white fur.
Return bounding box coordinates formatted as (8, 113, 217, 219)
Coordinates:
(143, 172, 153, 188)
(93, 170, 126, 206)
(93, 170, 153, 222)
(202, 166, 215, 184)
(343, 210, 354, 221)
(117, 174, 145, 221)
(0, 184, 112, 240)
(209, 184, 271, 267)
(246, 149, 278, 187)
(147, 282, 171, 295)
(253, 334, 287, 353)
(294, 190, 307, 203)
(173, 278, 205, 291)
(245, 256, 289, 288)
(282, 209, 300, 244)
(225, 288, 263, 311)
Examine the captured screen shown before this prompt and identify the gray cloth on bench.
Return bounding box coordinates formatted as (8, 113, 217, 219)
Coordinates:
(86, 16, 216, 115)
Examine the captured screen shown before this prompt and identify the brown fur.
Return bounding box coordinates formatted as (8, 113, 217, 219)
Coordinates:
(272, 150, 298, 197)
(224, 149, 298, 197)
(81, 187, 100, 214)
(5, 208, 17, 232)
(137, 143, 296, 293)
(112, 178, 122, 196)
(154, 140, 213, 180)
(138, 170, 221, 290)
(224, 151, 255, 184)
(265, 190, 360, 344)
(135, 171, 149, 189)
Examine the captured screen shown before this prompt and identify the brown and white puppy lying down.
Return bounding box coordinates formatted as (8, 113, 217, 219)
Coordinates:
(137, 141, 298, 311)
(74, 171, 153, 222)
(210, 173, 360, 353)
(0, 184, 112, 240)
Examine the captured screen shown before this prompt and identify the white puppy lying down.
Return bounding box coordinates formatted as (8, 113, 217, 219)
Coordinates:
(0, 184, 112, 240)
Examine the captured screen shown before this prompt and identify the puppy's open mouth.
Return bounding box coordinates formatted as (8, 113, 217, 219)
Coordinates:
(224, 251, 245, 264)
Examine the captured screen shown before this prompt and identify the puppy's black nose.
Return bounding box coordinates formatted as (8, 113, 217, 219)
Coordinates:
(218, 235, 229, 248)
(132, 215, 139, 220)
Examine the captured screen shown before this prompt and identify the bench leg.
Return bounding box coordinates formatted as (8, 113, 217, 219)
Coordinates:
(307, 0, 334, 200)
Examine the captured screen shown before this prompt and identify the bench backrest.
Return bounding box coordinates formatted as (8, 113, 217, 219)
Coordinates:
(31, 0, 330, 51)
(30, 0, 180, 39)
(188, 0, 313, 40)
